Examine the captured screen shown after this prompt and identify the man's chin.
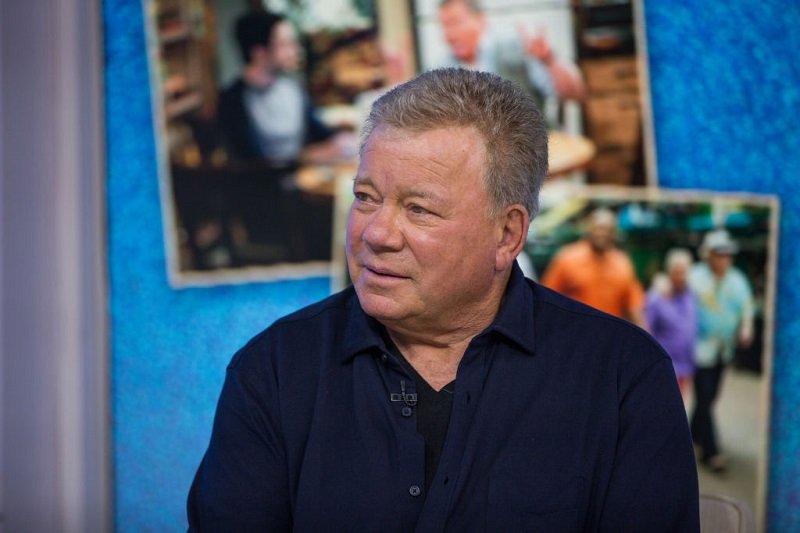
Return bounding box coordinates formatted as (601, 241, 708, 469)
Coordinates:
(356, 291, 412, 324)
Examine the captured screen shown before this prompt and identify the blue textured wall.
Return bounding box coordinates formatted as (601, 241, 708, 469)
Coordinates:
(645, 2, 800, 530)
(105, 2, 330, 529)
(105, 0, 800, 530)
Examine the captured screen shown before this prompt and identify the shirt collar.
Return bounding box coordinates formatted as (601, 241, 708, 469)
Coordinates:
(340, 293, 389, 363)
(476, 34, 497, 73)
(482, 262, 537, 355)
(339, 262, 537, 363)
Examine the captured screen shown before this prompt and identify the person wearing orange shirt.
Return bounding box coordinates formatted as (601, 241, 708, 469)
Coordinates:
(541, 208, 646, 327)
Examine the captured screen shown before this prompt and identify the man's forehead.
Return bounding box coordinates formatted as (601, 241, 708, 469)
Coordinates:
(357, 127, 488, 198)
(353, 169, 452, 203)
(364, 123, 483, 146)
(362, 126, 485, 171)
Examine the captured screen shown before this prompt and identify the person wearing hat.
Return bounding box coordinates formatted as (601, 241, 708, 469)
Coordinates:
(688, 229, 754, 472)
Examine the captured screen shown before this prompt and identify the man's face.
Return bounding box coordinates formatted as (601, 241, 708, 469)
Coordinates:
(346, 125, 501, 333)
(269, 20, 301, 72)
(708, 251, 733, 277)
(438, 2, 486, 64)
(586, 217, 616, 253)
(668, 262, 689, 291)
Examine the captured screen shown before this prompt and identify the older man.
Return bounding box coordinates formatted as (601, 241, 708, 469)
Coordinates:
(689, 229, 754, 472)
(645, 248, 697, 394)
(436, 0, 584, 115)
(188, 69, 698, 531)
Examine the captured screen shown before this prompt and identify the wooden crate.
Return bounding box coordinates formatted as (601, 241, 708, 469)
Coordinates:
(585, 93, 641, 148)
(588, 148, 639, 185)
(581, 57, 639, 93)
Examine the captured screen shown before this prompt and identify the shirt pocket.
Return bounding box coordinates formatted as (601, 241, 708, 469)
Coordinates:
(486, 473, 584, 532)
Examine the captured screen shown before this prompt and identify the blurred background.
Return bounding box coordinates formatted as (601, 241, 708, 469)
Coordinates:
(2, 0, 800, 531)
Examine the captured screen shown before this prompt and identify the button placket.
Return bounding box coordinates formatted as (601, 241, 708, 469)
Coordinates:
(370, 348, 425, 517)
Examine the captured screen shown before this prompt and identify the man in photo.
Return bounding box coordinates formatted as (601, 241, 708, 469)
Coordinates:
(540, 207, 647, 328)
(689, 229, 754, 472)
(217, 10, 352, 164)
(436, 0, 585, 118)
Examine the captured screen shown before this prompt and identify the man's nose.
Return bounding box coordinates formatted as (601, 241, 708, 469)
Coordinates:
(362, 206, 404, 252)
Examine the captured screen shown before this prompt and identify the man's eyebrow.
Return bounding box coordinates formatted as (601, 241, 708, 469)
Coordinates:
(405, 189, 435, 200)
(352, 176, 446, 203)
(352, 175, 373, 187)
(404, 187, 446, 204)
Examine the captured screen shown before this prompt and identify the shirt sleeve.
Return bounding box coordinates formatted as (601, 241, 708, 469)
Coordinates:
(524, 56, 556, 98)
(599, 356, 700, 532)
(304, 97, 335, 145)
(187, 347, 291, 532)
(216, 82, 260, 161)
(734, 269, 755, 326)
(644, 293, 660, 332)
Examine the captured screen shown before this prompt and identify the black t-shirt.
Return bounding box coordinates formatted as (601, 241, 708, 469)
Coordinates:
(386, 339, 455, 491)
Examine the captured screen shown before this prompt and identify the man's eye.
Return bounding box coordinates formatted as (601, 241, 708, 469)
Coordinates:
(409, 204, 430, 215)
(354, 191, 370, 202)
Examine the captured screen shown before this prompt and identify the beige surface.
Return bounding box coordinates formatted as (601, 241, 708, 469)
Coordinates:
(547, 131, 596, 177)
(296, 161, 358, 197)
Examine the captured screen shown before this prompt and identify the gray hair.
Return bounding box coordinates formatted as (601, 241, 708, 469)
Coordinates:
(664, 248, 693, 271)
(439, 0, 483, 12)
(360, 68, 548, 218)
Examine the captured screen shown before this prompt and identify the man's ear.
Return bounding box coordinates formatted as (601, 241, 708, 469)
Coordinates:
(495, 204, 530, 271)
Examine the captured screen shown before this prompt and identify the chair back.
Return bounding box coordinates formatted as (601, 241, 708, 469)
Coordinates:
(699, 493, 756, 533)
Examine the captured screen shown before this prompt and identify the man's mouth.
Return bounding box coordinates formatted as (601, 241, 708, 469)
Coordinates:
(364, 264, 408, 279)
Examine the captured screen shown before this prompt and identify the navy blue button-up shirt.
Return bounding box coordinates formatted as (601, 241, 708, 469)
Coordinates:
(188, 265, 699, 532)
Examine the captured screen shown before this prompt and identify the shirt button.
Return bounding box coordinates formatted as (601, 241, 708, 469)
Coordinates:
(409, 485, 421, 497)
(380, 353, 389, 364)
(401, 406, 413, 417)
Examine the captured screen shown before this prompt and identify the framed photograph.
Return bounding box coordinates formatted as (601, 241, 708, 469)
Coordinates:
(413, 0, 657, 186)
(526, 184, 779, 519)
(146, 0, 398, 287)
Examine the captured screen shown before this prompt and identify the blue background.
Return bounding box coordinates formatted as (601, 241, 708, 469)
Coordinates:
(105, 0, 800, 530)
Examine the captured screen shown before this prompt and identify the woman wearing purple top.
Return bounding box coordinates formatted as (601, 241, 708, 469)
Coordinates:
(645, 249, 697, 394)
